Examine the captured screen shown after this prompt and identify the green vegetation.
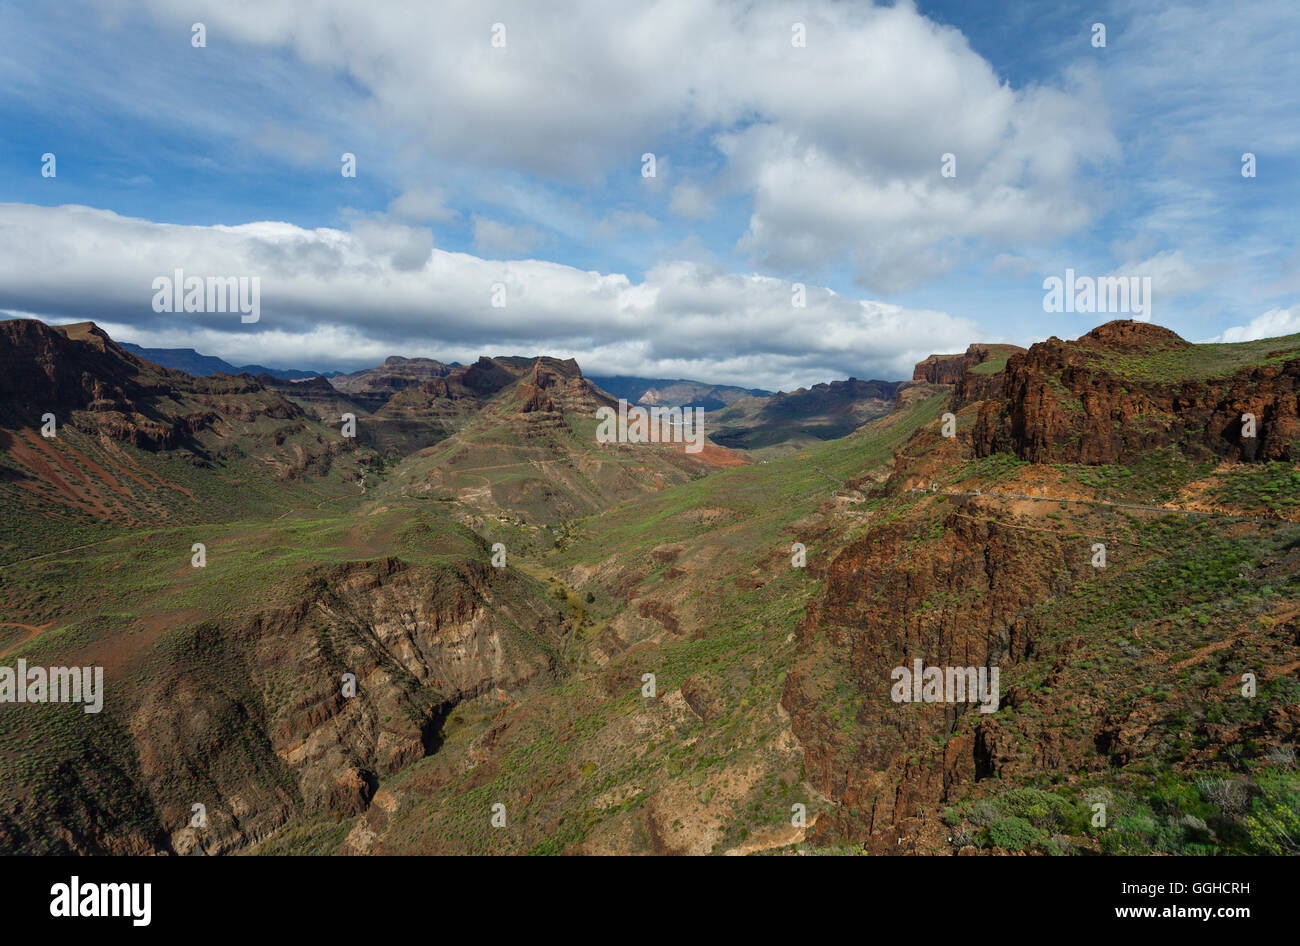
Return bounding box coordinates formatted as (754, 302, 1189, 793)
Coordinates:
(4, 319, 1298, 856)
(1082, 333, 1300, 383)
(942, 766, 1300, 855)
(1209, 461, 1300, 512)
(1062, 449, 1214, 505)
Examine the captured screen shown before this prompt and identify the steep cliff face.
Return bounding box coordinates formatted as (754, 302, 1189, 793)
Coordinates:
(914, 343, 1024, 389)
(780, 322, 1300, 854)
(163, 557, 563, 854)
(0, 320, 314, 449)
(970, 322, 1300, 464)
(0, 319, 197, 451)
(0, 555, 565, 855)
(515, 357, 616, 416)
(913, 352, 965, 385)
(781, 502, 1075, 850)
(782, 487, 1300, 853)
(0, 320, 148, 414)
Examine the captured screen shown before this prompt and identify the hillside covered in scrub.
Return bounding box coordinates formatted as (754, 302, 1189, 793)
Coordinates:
(0, 318, 1296, 855)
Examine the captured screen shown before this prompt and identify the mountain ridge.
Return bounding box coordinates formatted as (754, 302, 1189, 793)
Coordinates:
(2, 316, 1297, 856)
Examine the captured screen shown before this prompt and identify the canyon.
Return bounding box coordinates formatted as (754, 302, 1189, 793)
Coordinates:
(0, 317, 1296, 855)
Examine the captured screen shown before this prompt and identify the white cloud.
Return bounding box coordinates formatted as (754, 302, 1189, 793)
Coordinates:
(343, 213, 434, 272)
(387, 186, 459, 224)
(1203, 306, 1300, 343)
(0, 202, 977, 389)
(1107, 249, 1224, 300)
(124, 0, 1116, 291)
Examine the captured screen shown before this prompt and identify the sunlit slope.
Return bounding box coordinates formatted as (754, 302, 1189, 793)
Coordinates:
(0, 319, 373, 565)
(260, 389, 948, 854)
(0, 499, 567, 854)
(377, 357, 745, 524)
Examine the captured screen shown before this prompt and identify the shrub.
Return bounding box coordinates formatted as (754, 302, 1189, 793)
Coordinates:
(996, 787, 1085, 833)
(968, 799, 999, 827)
(1244, 769, 1300, 855)
(987, 816, 1039, 851)
(1041, 835, 1071, 856)
(1197, 777, 1249, 815)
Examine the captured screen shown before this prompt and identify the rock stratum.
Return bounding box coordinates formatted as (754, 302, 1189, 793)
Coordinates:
(1, 317, 1297, 856)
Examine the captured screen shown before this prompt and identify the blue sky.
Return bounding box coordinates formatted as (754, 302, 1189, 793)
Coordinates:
(1, 0, 1297, 389)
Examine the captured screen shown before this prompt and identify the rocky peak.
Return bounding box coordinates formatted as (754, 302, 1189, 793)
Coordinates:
(459, 356, 517, 396)
(0, 318, 314, 451)
(516, 357, 615, 414)
(1079, 320, 1189, 352)
(971, 321, 1300, 464)
(0, 318, 150, 415)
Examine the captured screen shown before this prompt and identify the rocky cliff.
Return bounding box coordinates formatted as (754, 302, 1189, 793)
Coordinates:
(970, 321, 1300, 463)
(0, 554, 566, 855)
(914, 343, 1023, 387)
(780, 320, 1300, 854)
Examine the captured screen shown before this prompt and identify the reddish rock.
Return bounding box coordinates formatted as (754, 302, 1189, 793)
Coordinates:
(969, 321, 1300, 463)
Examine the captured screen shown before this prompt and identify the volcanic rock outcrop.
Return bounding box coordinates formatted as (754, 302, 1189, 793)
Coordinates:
(970, 321, 1300, 463)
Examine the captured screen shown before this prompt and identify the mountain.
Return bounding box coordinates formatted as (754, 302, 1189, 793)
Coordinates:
(2, 317, 1297, 857)
(118, 342, 335, 380)
(912, 342, 1024, 386)
(707, 377, 905, 456)
(781, 320, 1300, 853)
(0, 319, 372, 563)
(971, 321, 1300, 464)
(587, 375, 770, 410)
(116, 340, 924, 466)
(0, 319, 741, 853)
(377, 355, 747, 523)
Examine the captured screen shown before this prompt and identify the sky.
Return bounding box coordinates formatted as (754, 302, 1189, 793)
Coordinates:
(1, 0, 1297, 390)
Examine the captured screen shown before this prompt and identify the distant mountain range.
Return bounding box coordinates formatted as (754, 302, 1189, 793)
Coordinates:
(105, 344, 918, 458)
(586, 376, 772, 411)
(115, 344, 782, 408)
(707, 377, 907, 454)
(118, 342, 340, 381)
